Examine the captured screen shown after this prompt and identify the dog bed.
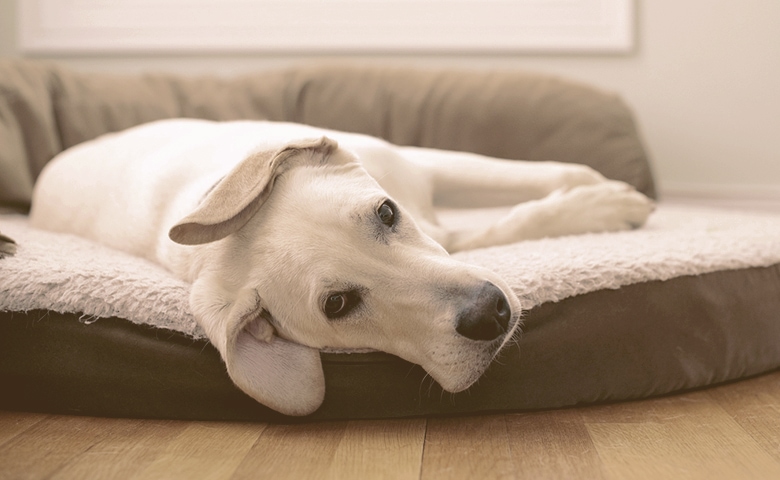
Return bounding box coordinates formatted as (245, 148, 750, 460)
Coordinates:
(2, 61, 779, 421)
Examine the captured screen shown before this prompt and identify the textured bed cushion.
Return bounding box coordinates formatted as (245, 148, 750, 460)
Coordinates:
(2, 206, 780, 420)
(0, 60, 655, 209)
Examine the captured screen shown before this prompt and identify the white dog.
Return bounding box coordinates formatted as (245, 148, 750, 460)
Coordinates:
(30, 119, 653, 415)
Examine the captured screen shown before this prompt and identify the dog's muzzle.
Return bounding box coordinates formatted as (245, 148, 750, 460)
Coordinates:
(455, 281, 511, 341)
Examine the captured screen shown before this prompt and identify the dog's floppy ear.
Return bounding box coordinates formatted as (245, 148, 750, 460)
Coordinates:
(229, 322, 325, 416)
(169, 136, 339, 245)
(193, 281, 325, 416)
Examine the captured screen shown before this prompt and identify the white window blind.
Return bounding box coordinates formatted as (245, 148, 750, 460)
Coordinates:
(19, 0, 634, 54)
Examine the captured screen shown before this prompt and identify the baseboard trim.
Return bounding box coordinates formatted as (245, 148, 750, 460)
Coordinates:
(659, 183, 780, 212)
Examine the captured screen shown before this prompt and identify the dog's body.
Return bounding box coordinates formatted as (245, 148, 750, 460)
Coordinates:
(31, 119, 653, 415)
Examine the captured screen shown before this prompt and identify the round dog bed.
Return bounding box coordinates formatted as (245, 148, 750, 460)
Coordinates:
(2, 205, 780, 421)
(2, 61, 779, 421)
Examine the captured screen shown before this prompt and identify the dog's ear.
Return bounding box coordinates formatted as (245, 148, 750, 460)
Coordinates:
(169, 136, 339, 245)
(229, 326, 325, 416)
(193, 281, 325, 416)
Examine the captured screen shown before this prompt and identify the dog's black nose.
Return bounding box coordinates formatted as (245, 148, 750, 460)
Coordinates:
(455, 282, 511, 341)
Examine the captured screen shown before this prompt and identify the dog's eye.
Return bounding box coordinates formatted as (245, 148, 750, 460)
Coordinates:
(323, 291, 361, 319)
(324, 294, 346, 316)
(377, 201, 396, 227)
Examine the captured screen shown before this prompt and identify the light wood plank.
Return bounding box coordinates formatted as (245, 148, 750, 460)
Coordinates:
(131, 421, 265, 480)
(584, 391, 780, 480)
(708, 371, 780, 463)
(0, 415, 129, 479)
(505, 409, 606, 479)
(421, 414, 515, 480)
(49, 419, 187, 480)
(231, 421, 348, 479)
(327, 419, 426, 480)
(0, 411, 48, 448)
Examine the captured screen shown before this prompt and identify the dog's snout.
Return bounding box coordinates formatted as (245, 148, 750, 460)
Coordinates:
(455, 282, 511, 341)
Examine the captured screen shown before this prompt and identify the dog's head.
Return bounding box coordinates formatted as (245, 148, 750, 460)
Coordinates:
(169, 137, 522, 415)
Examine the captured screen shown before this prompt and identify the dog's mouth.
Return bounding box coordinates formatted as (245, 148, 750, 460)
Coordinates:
(427, 306, 522, 393)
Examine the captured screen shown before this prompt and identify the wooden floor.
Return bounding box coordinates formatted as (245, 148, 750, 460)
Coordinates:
(2, 371, 780, 480)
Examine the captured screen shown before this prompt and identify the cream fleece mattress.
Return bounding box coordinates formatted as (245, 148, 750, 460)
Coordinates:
(2, 205, 780, 336)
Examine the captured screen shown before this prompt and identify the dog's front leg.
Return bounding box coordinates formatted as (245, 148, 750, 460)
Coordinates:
(443, 181, 654, 252)
(400, 147, 608, 208)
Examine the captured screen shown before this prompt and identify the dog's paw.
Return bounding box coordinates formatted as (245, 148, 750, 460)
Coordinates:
(547, 181, 655, 235)
(556, 164, 608, 189)
(0, 232, 17, 259)
(531, 163, 608, 197)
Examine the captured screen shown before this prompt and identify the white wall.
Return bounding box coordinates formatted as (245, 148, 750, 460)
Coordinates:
(0, 0, 15, 58)
(2, 0, 779, 200)
(520, 1, 780, 199)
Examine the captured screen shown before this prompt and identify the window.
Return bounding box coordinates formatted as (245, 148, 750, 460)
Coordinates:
(19, 0, 634, 54)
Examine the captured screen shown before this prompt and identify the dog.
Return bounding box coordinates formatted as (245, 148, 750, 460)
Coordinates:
(30, 119, 653, 415)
